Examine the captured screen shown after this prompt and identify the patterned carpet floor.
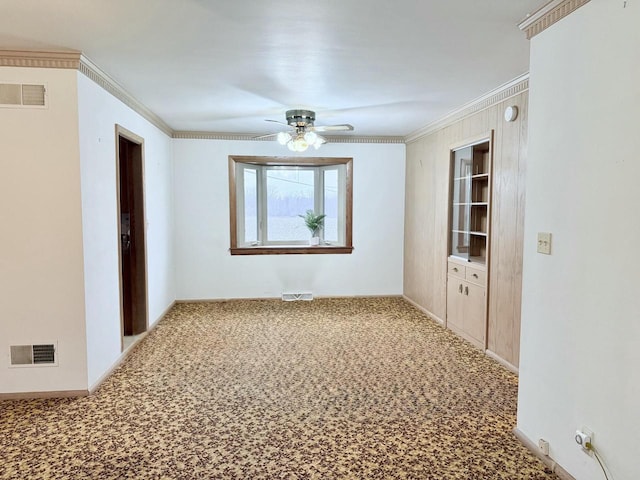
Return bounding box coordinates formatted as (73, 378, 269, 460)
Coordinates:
(0, 297, 555, 479)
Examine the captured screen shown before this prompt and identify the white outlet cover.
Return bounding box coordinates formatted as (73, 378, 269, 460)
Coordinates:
(537, 232, 552, 255)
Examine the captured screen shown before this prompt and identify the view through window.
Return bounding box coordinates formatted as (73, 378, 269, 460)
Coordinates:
(229, 156, 353, 255)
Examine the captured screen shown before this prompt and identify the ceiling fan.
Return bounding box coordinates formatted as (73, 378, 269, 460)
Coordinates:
(257, 109, 354, 152)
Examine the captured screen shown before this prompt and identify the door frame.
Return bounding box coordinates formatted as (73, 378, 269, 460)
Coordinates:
(115, 124, 149, 351)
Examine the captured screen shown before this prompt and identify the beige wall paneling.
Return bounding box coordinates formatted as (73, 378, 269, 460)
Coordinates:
(513, 93, 528, 365)
(404, 90, 528, 369)
(486, 93, 528, 368)
(404, 131, 449, 323)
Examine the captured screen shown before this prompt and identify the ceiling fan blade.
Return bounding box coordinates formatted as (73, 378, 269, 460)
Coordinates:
(311, 124, 354, 132)
(265, 119, 291, 126)
(253, 132, 279, 140)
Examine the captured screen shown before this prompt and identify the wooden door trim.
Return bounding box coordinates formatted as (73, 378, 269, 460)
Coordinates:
(115, 124, 149, 351)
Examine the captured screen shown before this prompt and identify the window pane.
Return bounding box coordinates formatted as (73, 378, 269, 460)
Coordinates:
(266, 168, 314, 242)
(244, 169, 257, 243)
(324, 169, 338, 242)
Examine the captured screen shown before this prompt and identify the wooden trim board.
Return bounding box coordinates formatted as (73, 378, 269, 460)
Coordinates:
(486, 349, 519, 374)
(405, 74, 529, 143)
(402, 295, 446, 325)
(518, 0, 591, 39)
(0, 390, 88, 401)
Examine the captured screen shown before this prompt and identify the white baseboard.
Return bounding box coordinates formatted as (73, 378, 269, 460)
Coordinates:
(88, 337, 141, 394)
(0, 389, 89, 401)
(402, 295, 445, 325)
(88, 300, 175, 394)
(513, 428, 576, 480)
(176, 294, 404, 303)
(486, 349, 519, 374)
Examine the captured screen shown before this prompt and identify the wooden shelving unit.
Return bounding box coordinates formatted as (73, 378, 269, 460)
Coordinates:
(447, 134, 493, 349)
(449, 139, 491, 265)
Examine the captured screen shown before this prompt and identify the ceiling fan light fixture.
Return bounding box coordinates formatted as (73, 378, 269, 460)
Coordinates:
(264, 110, 352, 152)
(277, 131, 292, 145)
(312, 136, 325, 149)
(303, 131, 318, 144)
(286, 134, 309, 152)
(293, 135, 309, 152)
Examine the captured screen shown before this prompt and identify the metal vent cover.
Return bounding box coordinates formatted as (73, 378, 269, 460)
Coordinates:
(281, 292, 313, 302)
(10, 344, 57, 366)
(0, 83, 46, 107)
(22, 84, 46, 106)
(32, 344, 56, 364)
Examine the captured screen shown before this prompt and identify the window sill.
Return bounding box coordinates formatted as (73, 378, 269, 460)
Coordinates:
(230, 245, 354, 255)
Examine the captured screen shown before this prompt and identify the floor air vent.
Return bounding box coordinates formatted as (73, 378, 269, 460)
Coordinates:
(0, 83, 46, 107)
(281, 292, 313, 301)
(10, 344, 57, 366)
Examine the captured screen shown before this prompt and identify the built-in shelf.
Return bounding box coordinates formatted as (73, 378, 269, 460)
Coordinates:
(446, 133, 493, 352)
(449, 138, 492, 264)
(469, 255, 486, 265)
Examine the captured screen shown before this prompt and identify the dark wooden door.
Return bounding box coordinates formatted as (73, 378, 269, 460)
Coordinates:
(118, 130, 147, 340)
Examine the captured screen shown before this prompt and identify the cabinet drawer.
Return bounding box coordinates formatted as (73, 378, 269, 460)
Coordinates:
(465, 267, 486, 286)
(448, 262, 465, 278)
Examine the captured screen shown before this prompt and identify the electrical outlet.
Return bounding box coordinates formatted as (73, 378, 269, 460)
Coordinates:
(575, 428, 594, 455)
(537, 232, 552, 254)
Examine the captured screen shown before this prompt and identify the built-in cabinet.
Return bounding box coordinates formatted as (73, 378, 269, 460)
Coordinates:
(446, 260, 486, 349)
(449, 139, 491, 264)
(404, 87, 528, 372)
(446, 135, 492, 350)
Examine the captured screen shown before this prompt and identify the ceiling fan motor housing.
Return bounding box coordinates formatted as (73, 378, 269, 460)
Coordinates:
(286, 109, 316, 128)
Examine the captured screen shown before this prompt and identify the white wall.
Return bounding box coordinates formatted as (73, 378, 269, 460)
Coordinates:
(0, 68, 88, 393)
(518, 3, 640, 480)
(173, 140, 405, 299)
(77, 73, 175, 389)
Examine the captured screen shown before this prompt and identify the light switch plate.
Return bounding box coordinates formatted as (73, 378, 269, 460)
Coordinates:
(537, 232, 552, 254)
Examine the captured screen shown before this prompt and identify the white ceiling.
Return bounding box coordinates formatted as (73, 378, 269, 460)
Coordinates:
(0, 0, 542, 137)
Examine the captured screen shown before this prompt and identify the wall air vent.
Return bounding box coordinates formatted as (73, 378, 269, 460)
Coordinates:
(10, 344, 57, 367)
(0, 83, 46, 108)
(281, 292, 313, 301)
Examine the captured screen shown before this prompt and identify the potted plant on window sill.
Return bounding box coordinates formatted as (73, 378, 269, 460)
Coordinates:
(299, 210, 326, 246)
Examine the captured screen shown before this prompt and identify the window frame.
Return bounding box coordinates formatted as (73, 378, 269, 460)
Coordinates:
(228, 155, 353, 255)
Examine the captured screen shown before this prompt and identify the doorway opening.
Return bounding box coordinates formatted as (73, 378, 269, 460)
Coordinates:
(116, 125, 147, 352)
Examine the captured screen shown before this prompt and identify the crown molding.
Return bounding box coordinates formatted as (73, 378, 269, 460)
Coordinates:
(78, 55, 173, 136)
(0, 50, 173, 136)
(173, 131, 261, 141)
(1, 50, 526, 147)
(518, 0, 591, 39)
(405, 73, 529, 144)
(0, 49, 81, 69)
(325, 135, 404, 144)
(173, 131, 405, 144)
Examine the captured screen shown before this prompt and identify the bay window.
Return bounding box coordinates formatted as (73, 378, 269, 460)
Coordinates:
(229, 156, 353, 255)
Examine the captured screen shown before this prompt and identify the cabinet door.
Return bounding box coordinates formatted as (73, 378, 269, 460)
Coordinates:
(450, 146, 472, 261)
(446, 276, 464, 331)
(463, 282, 486, 347)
